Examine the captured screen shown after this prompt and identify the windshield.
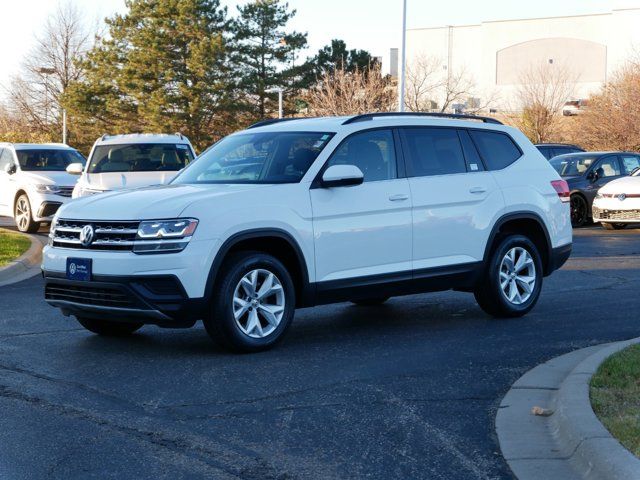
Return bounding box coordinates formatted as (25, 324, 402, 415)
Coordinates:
(549, 155, 598, 176)
(88, 143, 194, 173)
(173, 131, 334, 184)
(16, 149, 85, 172)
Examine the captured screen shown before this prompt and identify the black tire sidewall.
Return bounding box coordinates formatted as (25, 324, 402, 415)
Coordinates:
(485, 235, 543, 316)
(211, 252, 295, 352)
(570, 194, 587, 227)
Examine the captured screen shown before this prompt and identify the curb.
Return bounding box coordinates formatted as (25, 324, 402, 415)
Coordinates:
(0, 228, 44, 286)
(497, 338, 640, 479)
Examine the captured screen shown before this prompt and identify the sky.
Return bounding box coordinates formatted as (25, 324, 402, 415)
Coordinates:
(1, 0, 639, 96)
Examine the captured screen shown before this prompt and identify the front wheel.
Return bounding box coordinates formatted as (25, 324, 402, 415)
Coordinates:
(602, 223, 626, 230)
(203, 252, 296, 352)
(14, 194, 40, 233)
(77, 317, 143, 336)
(474, 235, 543, 318)
(570, 194, 589, 228)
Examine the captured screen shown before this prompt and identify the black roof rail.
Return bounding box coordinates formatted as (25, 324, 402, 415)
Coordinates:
(247, 118, 303, 129)
(342, 112, 503, 125)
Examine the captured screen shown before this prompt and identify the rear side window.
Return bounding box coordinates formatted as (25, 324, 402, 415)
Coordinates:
(621, 155, 640, 174)
(401, 128, 467, 177)
(469, 130, 521, 170)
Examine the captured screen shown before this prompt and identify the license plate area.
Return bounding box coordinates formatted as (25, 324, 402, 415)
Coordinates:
(66, 258, 92, 281)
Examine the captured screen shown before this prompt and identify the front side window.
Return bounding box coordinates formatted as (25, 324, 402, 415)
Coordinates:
(621, 155, 640, 175)
(174, 132, 333, 184)
(593, 157, 621, 178)
(550, 155, 597, 176)
(0, 148, 11, 170)
(469, 130, 521, 170)
(16, 149, 85, 172)
(325, 129, 397, 182)
(88, 144, 194, 173)
(401, 127, 466, 177)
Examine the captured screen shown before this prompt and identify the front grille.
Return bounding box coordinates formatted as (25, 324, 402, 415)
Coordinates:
(45, 283, 144, 309)
(57, 186, 75, 197)
(52, 219, 140, 251)
(593, 207, 640, 221)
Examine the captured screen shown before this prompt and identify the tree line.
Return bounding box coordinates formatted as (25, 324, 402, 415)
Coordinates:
(1, 0, 381, 153)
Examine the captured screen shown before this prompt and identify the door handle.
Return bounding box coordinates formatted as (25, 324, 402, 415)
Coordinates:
(389, 194, 409, 202)
(469, 187, 487, 194)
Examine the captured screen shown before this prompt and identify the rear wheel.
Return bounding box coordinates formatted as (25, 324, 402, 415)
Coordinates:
(14, 194, 40, 233)
(602, 223, 626, 230)
(203, 252, 295, 352)
(76, 317, 143, 336)
(570, 194, 588, 227)
(474, 235, 543, 318)
(351, 297, 389, 306)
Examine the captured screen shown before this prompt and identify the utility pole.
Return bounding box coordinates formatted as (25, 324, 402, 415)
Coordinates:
(38, 67, 67, 143)
(267, 88, 284, 119)
(398, 0, 407, 112)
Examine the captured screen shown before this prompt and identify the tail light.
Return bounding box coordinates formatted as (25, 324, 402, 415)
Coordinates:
(551, 180, 570, 203)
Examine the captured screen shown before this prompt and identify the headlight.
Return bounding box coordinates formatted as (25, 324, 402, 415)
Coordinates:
(133, 219, 198, 254)
(48, 215, 59, 246)
(35, 184, 61, 194)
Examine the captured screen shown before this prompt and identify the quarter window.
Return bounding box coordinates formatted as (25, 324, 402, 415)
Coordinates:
(469, 130, 521, 170)
(326, 129, 397, 182)
(401, 128, 467, 177)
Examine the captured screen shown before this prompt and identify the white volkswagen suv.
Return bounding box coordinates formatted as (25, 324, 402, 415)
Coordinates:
(70, 133, 196, 198)
(0, 143, 86, 232)
(43, 113, 572, 352)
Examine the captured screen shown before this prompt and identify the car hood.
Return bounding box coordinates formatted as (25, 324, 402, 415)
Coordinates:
(20, 171, 78, 187)
(598, 176, 640, 194)
(57, 183, 270, 220)
(84, 171, 179, 191)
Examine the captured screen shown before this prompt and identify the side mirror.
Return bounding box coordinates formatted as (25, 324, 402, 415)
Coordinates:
(587, 171, 597, 182)
(321, 164, 364, 188)
(66, 163, 84, 175)
(4, 163, 16, 175)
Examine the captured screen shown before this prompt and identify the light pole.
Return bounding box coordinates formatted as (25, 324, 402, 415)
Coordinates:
(266, 87, 284, 119)
(38, 67, 67, 144)
(398, 0, 407, 112)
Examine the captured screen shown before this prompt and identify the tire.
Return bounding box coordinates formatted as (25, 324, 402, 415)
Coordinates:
(14, 194, 40, 233)
(474, 234, 543, 318)
(351, 297, 389, 306)
(203, 251, 296, 353)
(602, 223, 626, 230)
(76, 317, 143, 336)
(570, 194, 588, 228)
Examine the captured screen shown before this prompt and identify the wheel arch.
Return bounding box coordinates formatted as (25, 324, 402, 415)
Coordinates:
(483, 212, 553, 276)
(204, 229, 314, 308)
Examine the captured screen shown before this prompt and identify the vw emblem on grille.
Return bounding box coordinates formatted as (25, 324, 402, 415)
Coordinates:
(79, 225, 95, 247)
(618, 193, 627, 201)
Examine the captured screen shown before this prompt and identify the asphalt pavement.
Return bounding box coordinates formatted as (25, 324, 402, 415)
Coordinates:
(1, 223, 639, 480)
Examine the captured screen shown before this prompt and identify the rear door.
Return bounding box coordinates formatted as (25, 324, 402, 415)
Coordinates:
(400, 127, 503, 271)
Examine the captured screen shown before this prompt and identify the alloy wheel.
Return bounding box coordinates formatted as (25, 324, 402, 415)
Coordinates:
(233, 269, 285, 338)
(570, 195, 587, 227)
(499, 247, 537, 305)
(15, 197, 31, 232)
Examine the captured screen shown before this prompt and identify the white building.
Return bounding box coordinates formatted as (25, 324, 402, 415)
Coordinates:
(405, 7, 640, 111)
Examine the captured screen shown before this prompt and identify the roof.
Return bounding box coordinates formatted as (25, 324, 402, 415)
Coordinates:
(95, 133, 192, 146)
(552, 151, 632, 158)
(0, 142, 77, 150)
(243, 114, 509, 134)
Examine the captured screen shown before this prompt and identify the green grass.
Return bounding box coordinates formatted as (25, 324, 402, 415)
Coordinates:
(0, 230, 31, 267)
(591, 344, 640, 457)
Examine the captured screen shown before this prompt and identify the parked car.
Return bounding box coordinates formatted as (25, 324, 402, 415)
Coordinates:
(0, 143, 86, 232)
(592, 166, 640, 230)
(70, 133, 196, 198)
(562, 99, 589, 116)
(535, 143, 585, 160)
(43, 113, 572, 352)
(549, 152, 640, 227)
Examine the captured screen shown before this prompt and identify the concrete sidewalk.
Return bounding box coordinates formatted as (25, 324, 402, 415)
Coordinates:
(0, 228, 45, 287)
(497, 338, 640, 479)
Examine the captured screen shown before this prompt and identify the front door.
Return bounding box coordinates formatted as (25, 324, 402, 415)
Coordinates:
(310, 129, 413, 289)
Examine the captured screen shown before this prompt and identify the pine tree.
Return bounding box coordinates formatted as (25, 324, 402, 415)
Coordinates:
(232, 0, 308, 119)
(63, 0, 234, 151)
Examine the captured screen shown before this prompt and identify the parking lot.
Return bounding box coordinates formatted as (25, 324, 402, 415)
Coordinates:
(0, 224, 639, 479)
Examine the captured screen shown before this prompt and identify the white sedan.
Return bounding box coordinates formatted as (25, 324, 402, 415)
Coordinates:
(593, 171, 640, 229)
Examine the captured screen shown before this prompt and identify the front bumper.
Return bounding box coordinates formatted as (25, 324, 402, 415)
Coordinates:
(31, 192, 71, 222)
(592, 202, 640, 223)
(44, 272, 206, 326)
